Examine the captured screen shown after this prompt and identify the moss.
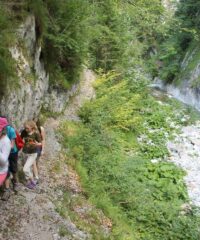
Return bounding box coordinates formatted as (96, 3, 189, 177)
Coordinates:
(0, 2, 29, 99)
(190, 75, 200, 88)
(58, 225, 71, 237)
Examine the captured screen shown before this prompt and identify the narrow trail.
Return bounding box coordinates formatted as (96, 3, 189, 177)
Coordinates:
(63, 69, 95, 121)
(0, 69, 96, 240)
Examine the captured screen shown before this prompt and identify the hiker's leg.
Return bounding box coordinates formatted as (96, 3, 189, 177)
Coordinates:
(33, 161, 39, 180)
(36, 155, 40, 169)
(36, 146, 42, 170)
(33, 147, 42, 181)
(23, 153, 38, 189)
(0, 173, 7, 186)
(1, 153, 12, 200)
(23, 153, 37, 181)
(4, 178, 9, 188)
(4, 161, 11, 189)
(1, 174, 11, 201)
(9, 152, 20, 191)
(9, 152, 18, 183)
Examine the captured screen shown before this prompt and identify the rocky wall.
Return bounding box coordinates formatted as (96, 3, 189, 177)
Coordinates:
(0, 16, 78, 128)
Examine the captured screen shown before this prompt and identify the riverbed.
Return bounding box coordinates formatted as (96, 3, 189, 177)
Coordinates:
(152, 87, 200, 207)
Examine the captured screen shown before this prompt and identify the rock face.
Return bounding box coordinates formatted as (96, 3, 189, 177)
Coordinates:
(0, 15, 78, 128)
(153, 78, 200, 111)
(44, 84, 79, 115)
(154, 46, 200, 111)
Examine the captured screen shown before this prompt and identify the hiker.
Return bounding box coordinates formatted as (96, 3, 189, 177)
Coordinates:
(33, 118, 45, 182)
(0, 126, 11, 187)
(21, 120, 42, 189)
(0, 117, 19, 200)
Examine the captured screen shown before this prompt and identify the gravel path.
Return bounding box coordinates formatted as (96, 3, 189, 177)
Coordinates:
(0, 69, 96, 240)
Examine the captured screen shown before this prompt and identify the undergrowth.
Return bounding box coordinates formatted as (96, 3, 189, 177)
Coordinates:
(60, 71, 200, 239)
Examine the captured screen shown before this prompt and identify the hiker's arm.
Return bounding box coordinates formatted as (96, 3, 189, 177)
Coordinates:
(35, 132, 42, 146)
(10, 139, 15, 149)
(9, 127, 16, 149)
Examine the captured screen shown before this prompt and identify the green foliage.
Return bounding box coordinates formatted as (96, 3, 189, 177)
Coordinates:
(40, 0, 91, 87)
(89, 1, 133, 71)
(89, 0, 167, 72)
(0, 0, 170, 92)
(154, 0, 200, 83)
(61, 71, 200, 239)
(123, 0, 165, 46)
(59, 225, 70, 237)
(28, 0, 48, 39)
(176, 0, 200, 36)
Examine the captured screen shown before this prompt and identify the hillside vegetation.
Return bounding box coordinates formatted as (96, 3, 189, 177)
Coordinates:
(61, 72, 200, 239)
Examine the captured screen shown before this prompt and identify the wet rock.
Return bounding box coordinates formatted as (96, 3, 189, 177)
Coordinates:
(167, 123, 200, 206)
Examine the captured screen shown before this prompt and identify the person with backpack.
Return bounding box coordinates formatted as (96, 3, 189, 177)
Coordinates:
(0, 126, 11, 187)
(0, 117, 19, 200)
(21, 120, 42, 189)
(33, 118, 45, 182)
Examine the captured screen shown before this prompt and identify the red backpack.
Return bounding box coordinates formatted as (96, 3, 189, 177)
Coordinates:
(6, 125, 24, 151)
(15, 130, 24, 151)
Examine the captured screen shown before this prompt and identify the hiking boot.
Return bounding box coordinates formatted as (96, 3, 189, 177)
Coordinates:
(34, 178, 39, 185)
(13, 182, 20, 192)
(1, 188, 11, 201)
(26, 181, 36, 189)
(11, 179, 20, 192)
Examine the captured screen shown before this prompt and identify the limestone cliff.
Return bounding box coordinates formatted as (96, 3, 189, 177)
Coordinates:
(0, 16, 78, 128)
(155, 45, 200, 111)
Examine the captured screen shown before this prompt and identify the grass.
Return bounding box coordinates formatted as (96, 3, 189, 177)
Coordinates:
(174, 43, 200, 87)
(58, 225, 71, 237)
(55, 191, 112, 239)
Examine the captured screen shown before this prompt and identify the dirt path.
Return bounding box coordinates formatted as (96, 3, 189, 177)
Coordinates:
(63, 69, 95, 121)
(0, 69, 96, 240)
